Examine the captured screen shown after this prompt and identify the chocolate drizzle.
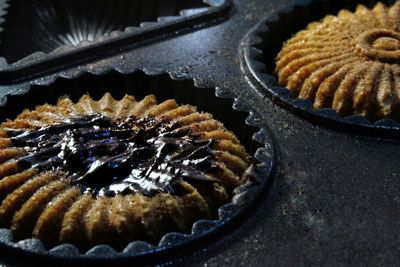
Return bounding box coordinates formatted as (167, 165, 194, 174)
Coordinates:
(7, 114, 220, 197)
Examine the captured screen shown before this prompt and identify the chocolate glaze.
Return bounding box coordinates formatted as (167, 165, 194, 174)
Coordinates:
(7, 114, 220, 197)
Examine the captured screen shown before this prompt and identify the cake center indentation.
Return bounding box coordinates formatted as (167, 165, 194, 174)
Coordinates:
(356, 29, 400, 62)
(372, 37, 400, 51)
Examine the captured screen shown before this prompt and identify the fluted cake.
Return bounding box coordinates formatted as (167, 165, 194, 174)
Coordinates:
(0, 93, 251, 250)
(276, 1, 400, 120)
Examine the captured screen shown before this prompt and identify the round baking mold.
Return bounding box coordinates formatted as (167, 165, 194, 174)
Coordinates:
(0, 69, 277, 266)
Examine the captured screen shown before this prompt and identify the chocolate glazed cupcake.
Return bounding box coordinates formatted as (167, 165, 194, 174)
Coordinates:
(0, 93, 250, 251)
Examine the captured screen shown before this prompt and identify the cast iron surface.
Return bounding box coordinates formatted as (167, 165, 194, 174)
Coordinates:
(0, 0, 399, 266)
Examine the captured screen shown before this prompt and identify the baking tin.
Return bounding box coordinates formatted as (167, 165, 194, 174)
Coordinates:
(0, 69, 277, 266)
(240, 0, 400, 138)
(0, 0, 397, 266)
(0, 0, 232, 84)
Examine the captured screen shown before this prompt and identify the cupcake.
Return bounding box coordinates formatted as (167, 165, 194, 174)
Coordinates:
(275, 1, 400, 120)
(0, 93, 251, 251)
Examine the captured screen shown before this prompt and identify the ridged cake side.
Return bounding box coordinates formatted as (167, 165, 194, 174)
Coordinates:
(0, 93, 250, 250)
(276, 2, 400, 120)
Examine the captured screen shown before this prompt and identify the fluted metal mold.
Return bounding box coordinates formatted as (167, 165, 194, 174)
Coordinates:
(0, 0, 231, 74)
(0, 68, 277, 263)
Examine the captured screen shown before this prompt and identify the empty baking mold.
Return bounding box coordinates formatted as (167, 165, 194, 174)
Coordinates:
(0, 0, 220, 64)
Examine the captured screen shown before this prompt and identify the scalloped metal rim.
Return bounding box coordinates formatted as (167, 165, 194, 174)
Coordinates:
(0, 68, 277, 265)
(239, 0, 400, 137)
(0, 0, 233, 85)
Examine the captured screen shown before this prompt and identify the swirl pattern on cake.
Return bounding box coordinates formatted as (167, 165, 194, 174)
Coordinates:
(276, 2, 400, 120)
(0, 93, 250, 250)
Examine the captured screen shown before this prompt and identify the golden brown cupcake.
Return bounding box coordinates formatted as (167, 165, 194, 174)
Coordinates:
(0, 93, 250, 251)
(276, 2, 400, 120)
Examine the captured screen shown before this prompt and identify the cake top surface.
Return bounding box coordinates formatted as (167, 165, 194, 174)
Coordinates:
(276, 2, 400, 119)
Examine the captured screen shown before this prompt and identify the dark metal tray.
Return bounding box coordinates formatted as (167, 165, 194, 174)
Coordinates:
(0, 0, 399, 266)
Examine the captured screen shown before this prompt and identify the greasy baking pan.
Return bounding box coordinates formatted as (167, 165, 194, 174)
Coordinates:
(240, 0, 400, 138)
(0, 0, 277, 264)
(0, 0, 399, 266)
